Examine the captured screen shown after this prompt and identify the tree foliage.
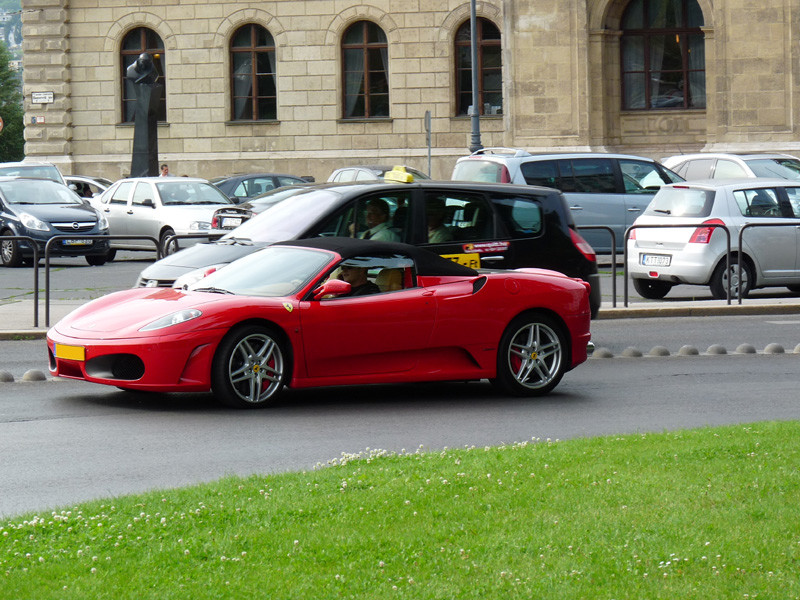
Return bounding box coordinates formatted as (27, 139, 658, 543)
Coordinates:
(0, 39, 24, 161)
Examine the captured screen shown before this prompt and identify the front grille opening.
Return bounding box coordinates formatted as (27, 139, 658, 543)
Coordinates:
(85, 354, 145, 381)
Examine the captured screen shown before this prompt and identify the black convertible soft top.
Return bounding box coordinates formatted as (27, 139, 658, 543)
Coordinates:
(275, 236, 478, 277)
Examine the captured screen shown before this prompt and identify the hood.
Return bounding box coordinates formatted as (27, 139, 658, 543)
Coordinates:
(138, 240, 266, 279)
(54, 287, 228, 336)
(20, 202, 98, 223)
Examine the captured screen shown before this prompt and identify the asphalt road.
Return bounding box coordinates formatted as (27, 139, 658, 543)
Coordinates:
(2, 353, 800, 518)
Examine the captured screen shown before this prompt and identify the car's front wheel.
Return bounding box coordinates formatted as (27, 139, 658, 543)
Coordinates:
(632, 278, 673, 300)
(1, 231, 23, 267)
(709, 257, 752, 299)
(211, 325, 288, 408)
(491, 313, 568, 397)
(159, 228, 176, 256)
(86, 254, 107, 266)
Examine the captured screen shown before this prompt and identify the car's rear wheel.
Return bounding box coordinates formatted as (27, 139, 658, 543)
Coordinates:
(1, 231, 23, 267)
(211, 325, 288, 408)
(632, 278, 673, 300)
(710, 257, 752, 299)
(491, 313, 567, 397)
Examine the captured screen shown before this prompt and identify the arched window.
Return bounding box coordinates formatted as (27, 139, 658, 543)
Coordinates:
(341, 21, 389, 119)
(455, 18, 502, 116)
(620, 0, 705, 110)
(121, 27, 166, 122)
(230, 24, 277, 121)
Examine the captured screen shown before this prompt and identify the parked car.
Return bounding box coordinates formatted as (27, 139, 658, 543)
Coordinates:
(0, 176, 110, 267)
(136, 174, 602, 317)
(627, 178, 800, 299)
(661, 153, 800, 181)
(211, 184, 320, 230)
(451, 148, 683, 253)
(209, 173, 310, 203)
(91, 177, 234, 256)
(0, 161, 66, 185)
(65, 175, 114, 199)
(48, 237, 592, 406)
(328, 164, 430, 182)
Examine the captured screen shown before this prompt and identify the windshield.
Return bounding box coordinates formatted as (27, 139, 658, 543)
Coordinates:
(156, 181, 233, 205)
(746, 159, 800, 180)
(188, 246, 333, 297)
(222, 189, 343, 242)
(0, 165, 65, 184)
(0, 179, 83, 205)
(645, 186, 715, 217)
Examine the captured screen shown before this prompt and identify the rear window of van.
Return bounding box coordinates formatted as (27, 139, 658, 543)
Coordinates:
(452, 160, 505, 183)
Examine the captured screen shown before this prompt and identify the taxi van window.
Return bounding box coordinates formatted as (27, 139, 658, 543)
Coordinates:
(492, 195, 543, 238)
(425, 193, 494, 242)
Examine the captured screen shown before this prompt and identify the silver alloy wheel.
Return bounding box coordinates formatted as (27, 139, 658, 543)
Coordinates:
(226, 332, 285, 404)
(505, 322, 563, 390)
(1, 239, 12, 263)
(721, 263, 749, 297)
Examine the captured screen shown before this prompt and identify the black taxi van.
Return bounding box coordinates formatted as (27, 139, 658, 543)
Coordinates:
(137, 168, 601, 317)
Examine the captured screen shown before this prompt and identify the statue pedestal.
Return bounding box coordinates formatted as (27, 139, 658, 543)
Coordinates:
(129, 83, 162, 177)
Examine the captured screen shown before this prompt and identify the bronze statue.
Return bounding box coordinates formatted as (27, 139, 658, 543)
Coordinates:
(126, 52, 162, 177)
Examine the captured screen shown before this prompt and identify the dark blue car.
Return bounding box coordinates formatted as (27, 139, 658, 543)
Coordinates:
(0, 177, 111, 267)
(210, 173, 310, 204)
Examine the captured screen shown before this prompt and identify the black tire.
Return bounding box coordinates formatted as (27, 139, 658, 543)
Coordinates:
(211, 325, 288, 408)
(709, 257, 753, 300)
(1, 231, 23, 267)
(105, 249, 117, 262)
(632, 278, 673, 300)
(86, 254, 107, 266)
(490, 312, 568, 397)
(787, 284, 800, 293)
(159, 228, 176, 256)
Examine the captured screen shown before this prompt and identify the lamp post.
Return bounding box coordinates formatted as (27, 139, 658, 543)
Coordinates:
(468, 0, 483, 153)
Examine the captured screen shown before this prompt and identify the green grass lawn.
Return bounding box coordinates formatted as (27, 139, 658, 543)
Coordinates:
(3, 421, 799, 599)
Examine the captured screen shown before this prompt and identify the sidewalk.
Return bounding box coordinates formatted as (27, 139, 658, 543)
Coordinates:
(2, 294, 800, 339)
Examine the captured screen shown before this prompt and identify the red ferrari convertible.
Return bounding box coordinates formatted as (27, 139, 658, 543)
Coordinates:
(47, 237, 591, 408)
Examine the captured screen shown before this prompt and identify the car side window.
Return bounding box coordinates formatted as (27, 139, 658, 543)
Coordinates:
(322, 255, 416, 299)
(784, 187, 800, 218)
(682, 159, 714, 180)
(619, 159, 671, 193)
(558, 159, 616, 193)
(491, 194, 543, 238)
(423, 192, 495, 243)
(314, 192, 411, 242)
(108, 181, 134, 205)
(520, 160, 559, 187)
(733, 189, 782, 217)
(132, 182, 153, 206)
(713, 160, 748, 179)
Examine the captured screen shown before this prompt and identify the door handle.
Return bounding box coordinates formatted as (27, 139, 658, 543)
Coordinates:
(627, 207, 641, 212)
(569, 206, 583, 211)
(422, 290, 434, 297)
(127, 210, 134, 214)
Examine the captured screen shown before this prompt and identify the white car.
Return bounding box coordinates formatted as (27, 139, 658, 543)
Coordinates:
(662, 153, 800, 181)
(92, 177, 234, 256)
(628, 178, 800, 299)
(65, 175, 113, 199)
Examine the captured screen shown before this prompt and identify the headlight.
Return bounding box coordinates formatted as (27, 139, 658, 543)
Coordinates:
(19, 212, 50, 232)
(139, 309, 202, 331)
(172, 264, 226, 289)
(97, 213, 109, 230)
(189, 221, 212, 231)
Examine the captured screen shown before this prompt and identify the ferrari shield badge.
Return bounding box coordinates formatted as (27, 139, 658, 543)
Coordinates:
(283, 302, 293, 312)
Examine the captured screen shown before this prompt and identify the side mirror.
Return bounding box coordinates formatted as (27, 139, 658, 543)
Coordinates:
(313, 279, 351, 300)
(142, 198, 155, 208)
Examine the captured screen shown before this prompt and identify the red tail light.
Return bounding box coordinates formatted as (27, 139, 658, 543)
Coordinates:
(211, 215, 219, 229)
(570, 229, 596, 262)
(500, 166, 511, 183)
(689, 218, 725, 244)
(629, 228, 637, 240)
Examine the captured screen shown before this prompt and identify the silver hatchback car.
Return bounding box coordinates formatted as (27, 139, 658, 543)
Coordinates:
(92, 177, 234, 255)
(628, 178, 800, 299)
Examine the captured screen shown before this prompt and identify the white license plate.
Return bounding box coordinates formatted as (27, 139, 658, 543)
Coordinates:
(642, 254, 671, 267)
(62, 239, 92, 246)
(221, 217, 242, 228)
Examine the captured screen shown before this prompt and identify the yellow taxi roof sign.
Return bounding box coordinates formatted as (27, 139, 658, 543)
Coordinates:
(384, 166, 414, 183)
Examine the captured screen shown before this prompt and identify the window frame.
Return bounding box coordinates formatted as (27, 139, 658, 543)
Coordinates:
(121, 27, 166, 123)
(230, 24, 277, 121)
(454, 17, 502, 116)
(620, 0, 705, 111)
(341, 20, 390, 119)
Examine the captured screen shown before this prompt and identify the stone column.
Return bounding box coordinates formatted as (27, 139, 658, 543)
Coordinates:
(21, 0, 73, 171)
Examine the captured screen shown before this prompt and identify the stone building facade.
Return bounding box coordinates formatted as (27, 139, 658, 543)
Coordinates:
(18, 0, 800, 182)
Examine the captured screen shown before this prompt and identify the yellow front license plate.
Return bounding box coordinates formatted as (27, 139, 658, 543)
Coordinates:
(55, 344, 85, 361)
(441, 252, 481, 269)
